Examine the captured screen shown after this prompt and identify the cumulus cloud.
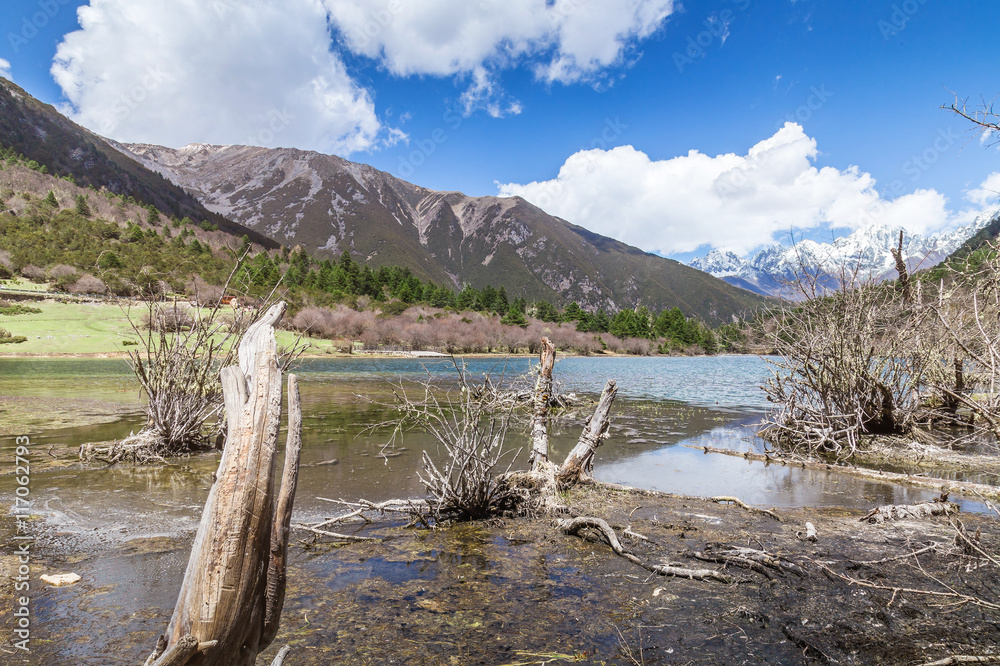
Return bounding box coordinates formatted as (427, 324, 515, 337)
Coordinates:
(51, 0, 384, 154)
(498, 123, 995, 256)
(325, 0, 675, 112)
(967, 172, 1000, 208)
(0, 58, 11, 80)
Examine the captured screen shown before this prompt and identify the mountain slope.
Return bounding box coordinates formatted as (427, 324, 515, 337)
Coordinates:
(0, 77, 276, 248)
(690, 218, 995, 299)
(121, 142, 774, 324)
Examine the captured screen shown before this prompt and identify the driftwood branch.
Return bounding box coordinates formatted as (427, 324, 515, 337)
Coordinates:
(146, 302, 303, 666)
(860, 500, 959, 524)
(688, 443, 1000, 500)
(710, 496, 782, 522)
(556, 516, 731, 583)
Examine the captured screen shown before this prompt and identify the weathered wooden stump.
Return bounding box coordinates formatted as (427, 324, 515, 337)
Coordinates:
(558, 379, 617, 486)
(144, 302, 302, 666)
(529, 336, 557, 470)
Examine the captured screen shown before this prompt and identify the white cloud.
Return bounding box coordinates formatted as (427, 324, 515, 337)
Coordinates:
(51, 0, 384, 154)
(498, 123, 996, 256)
(325, 0, 675, 112)
(0, 58, 11, 80)
(967, 172, 1000, 208)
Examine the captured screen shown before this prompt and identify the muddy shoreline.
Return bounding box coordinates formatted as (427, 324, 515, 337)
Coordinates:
(4, 483, 998, 665)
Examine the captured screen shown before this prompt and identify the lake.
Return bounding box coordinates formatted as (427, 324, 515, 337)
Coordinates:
(0, 354, 987, 663)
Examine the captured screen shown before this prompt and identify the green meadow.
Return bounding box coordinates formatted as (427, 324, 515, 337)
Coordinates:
(0, 299, 339, 356)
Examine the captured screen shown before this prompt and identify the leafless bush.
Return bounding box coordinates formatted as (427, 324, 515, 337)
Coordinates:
(622, 337, 654, 356)
(47, 264, 78, 279)
(68, 274, 107, 294)
(385, 364, 529, 522)
(187, 276, 224, 305)
(760, 274, 928, 458)
(21, 264, 46, 281)
(925, 244, 1000, 440)
(143, 303, 195, 332)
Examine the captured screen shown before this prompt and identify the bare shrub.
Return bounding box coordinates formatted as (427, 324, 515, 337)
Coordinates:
(47, 264, 78, 279)
(384, 365, 528, 522)
(622, 337, 654, 355)
(143, 303, 195, 332)
(21, 264, 46, 281)
(187, 276, 225, 305)
(68, 274, 107, 294)
(760, 279, 924, 458)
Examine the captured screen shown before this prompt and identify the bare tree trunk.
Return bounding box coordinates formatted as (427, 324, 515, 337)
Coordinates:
(529, 337, 556, 470)
(891, 229, 913, 305)
(145, 302, 303, 666)
(557, 380, 617, 486)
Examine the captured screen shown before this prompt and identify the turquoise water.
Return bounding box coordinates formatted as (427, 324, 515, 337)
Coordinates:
(289, 354, 772, 408)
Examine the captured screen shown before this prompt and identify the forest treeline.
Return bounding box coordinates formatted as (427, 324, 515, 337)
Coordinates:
(0, 148, 737, 355)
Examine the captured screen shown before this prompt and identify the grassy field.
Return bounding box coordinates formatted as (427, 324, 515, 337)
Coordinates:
(0, 300, 340, 356)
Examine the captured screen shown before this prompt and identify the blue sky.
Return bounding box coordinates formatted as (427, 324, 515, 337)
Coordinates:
(1, 0, 998, 260)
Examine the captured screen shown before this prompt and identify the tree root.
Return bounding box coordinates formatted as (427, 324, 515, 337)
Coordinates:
(80, 428, 167, 465)
(555, 516, 732, 583)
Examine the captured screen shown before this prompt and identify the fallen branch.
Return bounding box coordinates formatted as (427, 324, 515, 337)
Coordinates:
(692, 545, 804, 579)
(293, 524, 382, 541)
(919, 655, 1000, 666)
(555, 516, 732, 583)
(269, 645, 292, 666)
(688, 443, 1000, 500)
(810, 559, 1000, 612)
(860, 500, 959, 524)
(710, 496, 783, 522)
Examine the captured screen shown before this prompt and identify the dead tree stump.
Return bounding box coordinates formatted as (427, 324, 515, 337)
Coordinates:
(557, 379, 617, 486)
(144, 302, 302, 666)
(529, 337, 557, 470)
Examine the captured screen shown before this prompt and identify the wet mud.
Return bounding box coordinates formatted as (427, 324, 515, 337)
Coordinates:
(5, 485, 999, 665)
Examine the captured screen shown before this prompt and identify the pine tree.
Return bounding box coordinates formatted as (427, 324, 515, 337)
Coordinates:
(74, 194, 91, 217)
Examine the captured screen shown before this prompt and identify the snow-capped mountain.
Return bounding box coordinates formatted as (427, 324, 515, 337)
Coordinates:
(690, 216, 996, 299)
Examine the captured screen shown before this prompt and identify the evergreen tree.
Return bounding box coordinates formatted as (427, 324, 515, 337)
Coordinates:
(74, 194, 91, 217)
(534, 300, 560, 322)
(563, 301, 584, 322)
(501, 299, 528, 327)
(44, 190, 58, 207)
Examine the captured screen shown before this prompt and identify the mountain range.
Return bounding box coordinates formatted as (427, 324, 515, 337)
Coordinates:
(114, 141, 773, 324)
(0, 74, 775, 324)
(689, 218, 995, 299)
(0, 78, 276, 250)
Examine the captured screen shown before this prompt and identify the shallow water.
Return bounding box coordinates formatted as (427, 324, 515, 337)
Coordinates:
(0, 355, 995, 663)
